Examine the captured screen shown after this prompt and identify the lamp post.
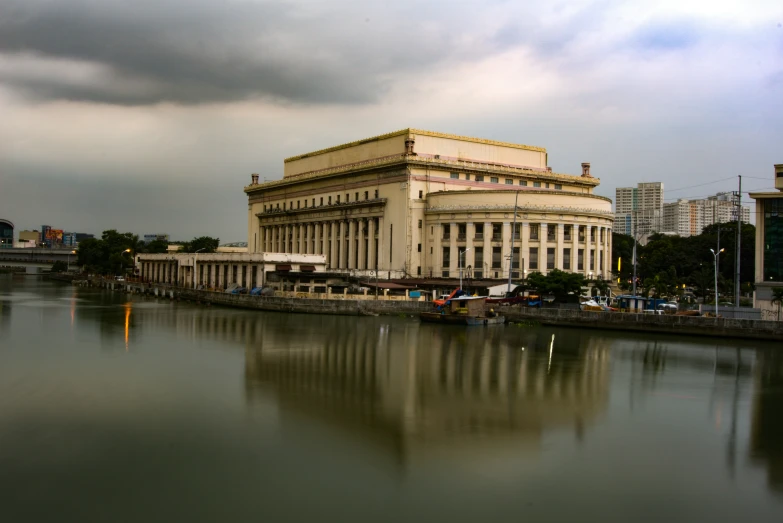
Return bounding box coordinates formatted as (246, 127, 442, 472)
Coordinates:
(193, 247, 207, 289)
(67, 250, 76, 272)
(710, 247, 725, 317)
(459, 247, 472, 291)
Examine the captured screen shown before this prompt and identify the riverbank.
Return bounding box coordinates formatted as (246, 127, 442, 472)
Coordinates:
(68, 277, 783, 341)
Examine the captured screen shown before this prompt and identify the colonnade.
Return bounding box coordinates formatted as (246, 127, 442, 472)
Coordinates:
(259, 216, 383, 271)
(139, 260, 263, 290)
(429, 221, 611, 280)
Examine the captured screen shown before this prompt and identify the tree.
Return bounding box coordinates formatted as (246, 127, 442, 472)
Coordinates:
(772, 287, 783, 322)
(526, 269, 586, 302)
(51, 261, 68, 273)
(76, 230, 137, 275)
(141, 239, 169, 254)
(611, 232, 636, 282)
(180, 236, 220, 253)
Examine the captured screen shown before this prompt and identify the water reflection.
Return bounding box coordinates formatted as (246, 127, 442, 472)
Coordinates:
(751, 351, 783, 493)
(243, 317, 611, 468)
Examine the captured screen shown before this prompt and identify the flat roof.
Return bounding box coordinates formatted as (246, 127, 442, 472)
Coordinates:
(284, 128, 546, 163)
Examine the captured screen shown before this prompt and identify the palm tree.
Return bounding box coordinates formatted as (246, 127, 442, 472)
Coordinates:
(772, 287, 783, 322)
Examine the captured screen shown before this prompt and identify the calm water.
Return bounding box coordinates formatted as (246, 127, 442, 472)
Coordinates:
(1, 277, 782, 522)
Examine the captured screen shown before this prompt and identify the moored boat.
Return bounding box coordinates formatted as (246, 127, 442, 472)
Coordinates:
(420, 294, 505, 326)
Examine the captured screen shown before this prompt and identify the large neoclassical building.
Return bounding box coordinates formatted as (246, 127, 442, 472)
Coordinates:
(245, 129, 613, 281)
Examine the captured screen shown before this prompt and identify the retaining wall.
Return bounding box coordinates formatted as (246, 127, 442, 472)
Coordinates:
(504, 307, 783, 341)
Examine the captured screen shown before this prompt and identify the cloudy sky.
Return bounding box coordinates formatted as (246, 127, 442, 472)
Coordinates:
(1, 0, 781, 241)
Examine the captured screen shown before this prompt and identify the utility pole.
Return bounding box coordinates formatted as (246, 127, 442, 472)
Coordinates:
(735, 175, 742, 307)
(507, 191, 519, 296)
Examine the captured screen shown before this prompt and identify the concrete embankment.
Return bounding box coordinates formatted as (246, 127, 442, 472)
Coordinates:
(68, 278, 782, 341)
(504, 307, 783, 341)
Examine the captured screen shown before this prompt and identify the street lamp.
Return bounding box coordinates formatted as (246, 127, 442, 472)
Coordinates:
(67, 250, 76, 272)
(459, 247, 472, 291)
(193, 247, 207, 289)
(710, 247, 725, 317)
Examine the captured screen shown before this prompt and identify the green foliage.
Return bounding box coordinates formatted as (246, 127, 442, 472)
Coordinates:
(526, 269, 585, 301)
(180, 236, 220, 253)
(76, 230, 137, 275)
(141, 239, 169, 254)
(616, 221, 756, 300)
(51, 261, 68, 273)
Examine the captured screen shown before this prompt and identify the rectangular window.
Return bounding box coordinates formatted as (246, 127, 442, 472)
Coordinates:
(563, 248, 571, 270)
(374, 189, 379, 198)
(579, 226, 586, 242)
(490, 177, 499, 184)
(512, 247, 520, 269)
(530, 224, 539, 240)
(475, 223, 484, 240)
(418, 190, 423, 199)
(591, 227, 596, 242)
(513, 223, 520, 239)
(474, 247, 484, 267)
(533, 181, 541, 188)
(442, 247, 450, 268)
(519, 180, 528, 186)
(442, 270, 450, 277)
(355, 192, 359, 201)
(458, 223, 466, 240)
(328, 196, 332, 205)
(320, 197, 323, 206)
(297, 200, 300, 209)
(555, 184, 562, 190)
(283, 202, 286, 210)
(600, 250, 604, 271)
(417, 266, 421, 275)
(443, 224, 450, 240)
(492, 246, 502, 268)
(578, 248, 584, 270)
(465, 173, 471, 181)
(547, 248, 555, 270)
(564, 225, 572, 241)
(505, 179, 513, 185)
(475, 175, 484, 182)
(492, 223, 502, 241)
(545, 183, 550, 189)
(364, 191, 368, 200)
(590, 249, 595, 271)
(547, 224, 556, 242)
(529, 247, 539, 270)
(450, 173, 459, 179)
(764, 199, 783, 281)
(418, 219, 422, 229)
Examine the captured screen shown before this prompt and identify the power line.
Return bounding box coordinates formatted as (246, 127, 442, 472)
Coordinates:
(665, 176, 737, 194)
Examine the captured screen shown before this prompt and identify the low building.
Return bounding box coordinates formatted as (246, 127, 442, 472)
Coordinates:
(244, 128, 613, 281)
(143, 234, 169, 244)
(0, 219, 13, 248)
(18, 230, 40, 246)
(749, 164, 783, 320)
(135, 252, 326, 290)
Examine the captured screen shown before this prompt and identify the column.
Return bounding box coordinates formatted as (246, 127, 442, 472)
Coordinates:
(368, 218, 377, 271)
(538, 224, 547, 274)
(556, 223, 564, 270)
(501, 221, 511, 279)
(584, 225, 593, 278)
(449, 222, 457, 278)
(348, 220, 356, 270)
(358, 219, 366, 270)
(572, 223, 579, 274)
(482, 222, 491, 277)
(604, 226, 611, 279)
(330, 221, 338, 269)
(377, 216, 385, 272)
(465, 222, 474, 273)
(520, 223, 529, 276)
(339, 221, 347, 269)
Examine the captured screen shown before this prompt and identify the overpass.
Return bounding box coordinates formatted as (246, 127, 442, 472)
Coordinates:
(0, 248, 77, 269)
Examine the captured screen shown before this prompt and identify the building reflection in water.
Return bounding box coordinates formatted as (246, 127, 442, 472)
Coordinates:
(243, 315, 611, 468)
(750, 350, 783, 494)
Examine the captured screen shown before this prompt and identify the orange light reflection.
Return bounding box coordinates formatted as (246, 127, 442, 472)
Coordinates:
(124, 303, 132, 351)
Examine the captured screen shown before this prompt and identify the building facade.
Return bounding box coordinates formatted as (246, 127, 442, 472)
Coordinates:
(143, 234, 170, 244)
(750, 164, 783, 320)
(662, 192, 751, 237)
(244, 129, 613, 281)
(613, 182, 664, 236)
(0, 219, 13, 248)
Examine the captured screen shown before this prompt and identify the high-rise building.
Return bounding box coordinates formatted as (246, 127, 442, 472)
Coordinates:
(749, 164, 783, 319)
(613, 182, 664, 236)
(662, 192, 751, 237)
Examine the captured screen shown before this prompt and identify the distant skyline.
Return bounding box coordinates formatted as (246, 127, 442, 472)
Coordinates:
(1, 0, 781, 240)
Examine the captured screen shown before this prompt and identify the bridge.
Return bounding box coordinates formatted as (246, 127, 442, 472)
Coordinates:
(0, 248, 78, 269)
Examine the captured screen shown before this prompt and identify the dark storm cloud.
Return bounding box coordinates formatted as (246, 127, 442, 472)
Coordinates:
(0, 0, 468, 105)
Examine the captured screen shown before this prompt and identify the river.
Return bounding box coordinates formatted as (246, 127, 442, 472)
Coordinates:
(1, 277, 782, 522)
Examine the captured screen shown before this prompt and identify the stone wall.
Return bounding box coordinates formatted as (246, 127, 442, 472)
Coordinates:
(504, 307, 783, 341)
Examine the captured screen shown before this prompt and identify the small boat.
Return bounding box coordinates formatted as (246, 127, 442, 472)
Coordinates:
(420, 295, 505, 326)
